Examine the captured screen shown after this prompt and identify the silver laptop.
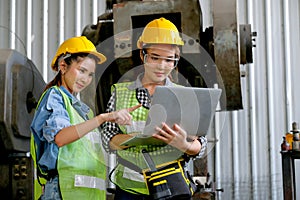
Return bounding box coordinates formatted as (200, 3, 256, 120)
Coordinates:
(120, 86, 222, 146)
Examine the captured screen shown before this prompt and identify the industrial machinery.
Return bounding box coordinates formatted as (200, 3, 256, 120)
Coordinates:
(0, 49, 45, 199)
(82, 0, 255, 113)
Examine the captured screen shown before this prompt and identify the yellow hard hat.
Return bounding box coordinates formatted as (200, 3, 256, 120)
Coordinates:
(137, 17, 184, 49)
(51, 36, 106, 70)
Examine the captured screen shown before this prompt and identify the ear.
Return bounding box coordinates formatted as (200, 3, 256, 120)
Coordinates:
(140, 50, 144, 63)
(58, 59, 67, 74)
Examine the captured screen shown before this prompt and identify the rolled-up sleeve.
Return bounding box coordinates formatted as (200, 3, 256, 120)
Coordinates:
(42, 89, 71, 142)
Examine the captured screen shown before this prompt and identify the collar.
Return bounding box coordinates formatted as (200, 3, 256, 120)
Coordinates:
(59, 86, 90, 115)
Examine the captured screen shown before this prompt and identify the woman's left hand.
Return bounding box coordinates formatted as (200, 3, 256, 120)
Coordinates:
(152, 123, 190, 152)
(152, 123, 201, 155)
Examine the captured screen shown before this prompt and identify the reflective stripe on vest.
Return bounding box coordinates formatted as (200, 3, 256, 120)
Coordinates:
(74, 175, 106, 190)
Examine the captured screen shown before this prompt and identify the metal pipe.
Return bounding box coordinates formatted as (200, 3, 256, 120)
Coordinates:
(10, 0, 16, 49)
(283, 0, 293, 130)
(59, 0, 65, 43)
(42, 0, 48, 80)
(27, 0, 32, 59)
(76, 0, 81, 36)
(246, 0, 257, 199)
(92, 0, 98, 25)
(232, 111, 240, 199)
(266, 0, 278, 198)
(214, 83, 222, 200)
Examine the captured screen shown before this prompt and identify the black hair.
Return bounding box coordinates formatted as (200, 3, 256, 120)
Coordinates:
(63, 53, 100, 65)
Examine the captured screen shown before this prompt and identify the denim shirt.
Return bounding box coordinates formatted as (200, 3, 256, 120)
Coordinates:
(30, 86, 90, 172)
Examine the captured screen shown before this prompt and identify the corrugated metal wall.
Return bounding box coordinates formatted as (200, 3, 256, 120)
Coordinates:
(0, 0, 106, 82)
(0, 0, 299, 199)
(202, 0, 300, 199)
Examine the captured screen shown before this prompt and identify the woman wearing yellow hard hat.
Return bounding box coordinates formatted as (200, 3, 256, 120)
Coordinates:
(101, 18, 208, 200)
(30, 36, 140, 200)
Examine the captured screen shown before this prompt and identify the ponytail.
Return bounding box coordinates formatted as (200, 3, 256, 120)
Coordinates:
(43, 71, 62, 92)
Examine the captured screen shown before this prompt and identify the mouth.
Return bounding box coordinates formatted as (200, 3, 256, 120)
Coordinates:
(76, 82, 85, 89)
(154, 72, 165, 77)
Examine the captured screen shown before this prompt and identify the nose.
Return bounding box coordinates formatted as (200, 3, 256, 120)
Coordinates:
(156, 62, 166, 70)
(80, 74, 91, 84)
(158, 58, 168, 65)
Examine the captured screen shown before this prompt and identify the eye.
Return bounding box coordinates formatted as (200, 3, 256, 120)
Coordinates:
(79, 68, 85, 73)
(166, 58, 175, 63)
(89, 73, 94, 77)
(150, 55, 159, 61)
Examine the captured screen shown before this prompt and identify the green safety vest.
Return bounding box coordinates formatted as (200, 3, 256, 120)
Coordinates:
(31, 86, 106, 199)
(112, 82, 183, 195)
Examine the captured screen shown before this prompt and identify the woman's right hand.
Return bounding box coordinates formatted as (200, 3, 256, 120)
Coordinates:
(103, 104, 141, 125)
(55, 105, 141, 147)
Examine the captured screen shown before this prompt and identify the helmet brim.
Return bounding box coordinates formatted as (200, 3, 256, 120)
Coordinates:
(50, 50, 107, 70)
(86, 51, 107, 64)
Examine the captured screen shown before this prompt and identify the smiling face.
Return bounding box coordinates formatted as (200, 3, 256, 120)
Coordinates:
(59, 55, 96, 94)
(141, 44, 179, 85)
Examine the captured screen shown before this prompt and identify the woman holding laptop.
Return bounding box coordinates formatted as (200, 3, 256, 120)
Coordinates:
(101, 18, 208, 200)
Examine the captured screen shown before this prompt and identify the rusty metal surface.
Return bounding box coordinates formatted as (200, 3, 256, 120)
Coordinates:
(213, 0, 242, 110)
(83, 0, 251, 112)
(239, 24, 254, 64)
